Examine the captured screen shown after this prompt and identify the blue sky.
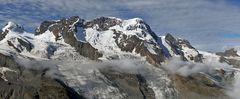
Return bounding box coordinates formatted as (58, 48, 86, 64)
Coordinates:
(0, 0, 240, 52)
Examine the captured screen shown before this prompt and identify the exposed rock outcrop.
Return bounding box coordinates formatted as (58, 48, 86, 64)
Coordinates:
(84, 17, 122, 31)
(101, 70, 156, 99)
(164, 33, 203, 62)
(35, 16, 103, 60)
(171, 74, 229, 99)
(113, 30, 165, 65)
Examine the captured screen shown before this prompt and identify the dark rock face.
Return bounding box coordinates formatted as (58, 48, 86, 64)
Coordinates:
(35, 16, 102, 60)
(17, 38, 33, 52)
(5, 38, 33, 53)
(170, 74, 229, 99)
(101, 70, 155, 99)
(35, 21, 57, 35)
(113, 30, 165, 65)
(216, 48, 239, 57)
(0, 30, 7, 41)
(84, 17, 122, 31)
(7, 40, 21, 52)
(0, 75, 84, 99)
(0, 53, 85, 99)
(0, 53, 20, 70)
(164, 34, 182, 55)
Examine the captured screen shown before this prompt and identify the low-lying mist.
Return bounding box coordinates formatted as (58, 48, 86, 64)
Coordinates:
(162, 57, 232, 76)
(14, 57, 150, 78)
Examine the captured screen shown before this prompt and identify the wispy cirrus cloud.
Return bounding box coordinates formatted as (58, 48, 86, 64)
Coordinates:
(0, 0, 239, 52)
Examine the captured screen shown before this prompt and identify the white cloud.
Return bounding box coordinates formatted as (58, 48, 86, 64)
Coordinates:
(0, 0, 239, 51)
(162, 57, 232, 76)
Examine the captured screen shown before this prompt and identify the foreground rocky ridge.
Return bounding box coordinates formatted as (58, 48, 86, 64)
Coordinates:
(0, 16, 239, 99)
(0, 53, 84, 99)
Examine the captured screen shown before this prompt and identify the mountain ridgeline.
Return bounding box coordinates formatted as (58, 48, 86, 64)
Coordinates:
(0, 16, 239, 99)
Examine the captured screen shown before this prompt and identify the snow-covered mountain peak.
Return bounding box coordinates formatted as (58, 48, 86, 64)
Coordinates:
(0, 22, 34, 54)
(122, 18, 146, 30)
(159, 33, 203, 62)
(2, 21, 24, 33)
(85, 17, 154, 39)
(217, 48, 240, 57)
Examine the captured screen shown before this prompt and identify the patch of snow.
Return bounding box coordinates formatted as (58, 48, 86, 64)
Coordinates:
(110, 19, 154, 42)
(34, 30, 57, 42)
(122, 18, 146, 30)
(0, 67, 16, 81)
(85, 28, 122, 55)
(181, 45, 199, 61)
(199, 50, 220, 63)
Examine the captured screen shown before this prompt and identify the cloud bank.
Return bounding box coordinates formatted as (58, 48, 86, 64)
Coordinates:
(162, 57, 232, 76)
(15, 57, 149, 79)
